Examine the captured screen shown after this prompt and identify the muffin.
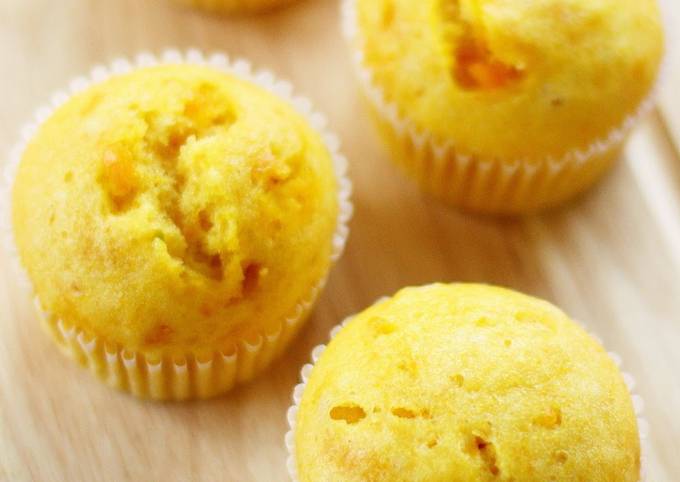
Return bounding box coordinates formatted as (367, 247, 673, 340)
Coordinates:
(3, 51, 352, 400)
(342, 0, 665, 213)
(171, 0, 295, 14)
(288, 284, 643, 481)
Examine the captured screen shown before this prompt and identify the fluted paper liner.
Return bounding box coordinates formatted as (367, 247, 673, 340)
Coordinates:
(0, 49, 353, 401)
(340, 0, 668, 214)
(171, 0, 295, 14)
(285, 299, 649, 481)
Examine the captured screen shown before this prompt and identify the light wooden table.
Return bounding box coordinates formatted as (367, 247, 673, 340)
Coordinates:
(1, 1, 679, 480)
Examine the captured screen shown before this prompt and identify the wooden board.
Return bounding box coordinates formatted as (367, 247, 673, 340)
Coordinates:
(1, 0, 679, 480)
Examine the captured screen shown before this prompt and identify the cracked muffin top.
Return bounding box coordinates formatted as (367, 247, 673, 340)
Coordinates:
(354, 0, 664, 161)
(294, 284, 639, 482)
(12, 64, 339, 357)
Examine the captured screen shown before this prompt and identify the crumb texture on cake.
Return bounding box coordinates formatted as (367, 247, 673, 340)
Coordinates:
(12, 64, 338, 355)
(356, 0, 664, 161)
(295, 284, 640, 482)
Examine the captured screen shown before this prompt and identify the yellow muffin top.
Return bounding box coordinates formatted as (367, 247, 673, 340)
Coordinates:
(295, 284, 639, 482)
(355, 0, 664, 162)
(12, 64, 339, 357)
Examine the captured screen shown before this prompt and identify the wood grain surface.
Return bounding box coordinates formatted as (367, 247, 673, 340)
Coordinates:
(1, 1, 679, 480)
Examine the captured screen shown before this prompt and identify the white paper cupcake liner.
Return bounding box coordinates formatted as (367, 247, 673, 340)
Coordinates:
(0, 48, 353, 400)
(285, 298, 649, 481)
(340, 0, 669, 213)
